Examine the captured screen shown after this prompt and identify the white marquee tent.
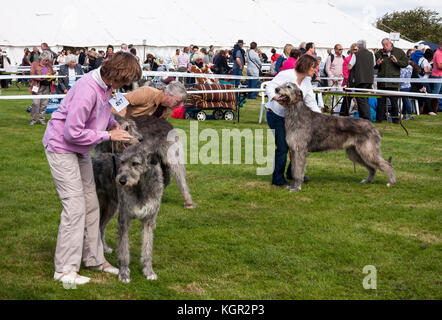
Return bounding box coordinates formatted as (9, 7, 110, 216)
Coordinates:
(1, 0, 415, 66)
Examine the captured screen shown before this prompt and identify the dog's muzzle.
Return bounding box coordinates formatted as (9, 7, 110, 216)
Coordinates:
(119, 176, 127, 185)
(273, 93, 289, 104)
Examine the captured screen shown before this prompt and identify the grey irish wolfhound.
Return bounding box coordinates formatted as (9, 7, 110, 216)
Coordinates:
(93, 114, 144, 254)
(115, 143, 165, 283)
(273, 82, 396, 192)
(93, 114, 195, 254)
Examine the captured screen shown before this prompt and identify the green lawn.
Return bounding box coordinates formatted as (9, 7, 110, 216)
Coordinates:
(0, 84, 441, 299)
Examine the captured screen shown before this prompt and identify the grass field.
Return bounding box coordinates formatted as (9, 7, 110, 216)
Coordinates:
(0, 84, 441, 299)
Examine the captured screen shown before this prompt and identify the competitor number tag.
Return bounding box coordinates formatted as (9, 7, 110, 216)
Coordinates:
(109, 92, 129, 112)
(32, 86, 39, 93)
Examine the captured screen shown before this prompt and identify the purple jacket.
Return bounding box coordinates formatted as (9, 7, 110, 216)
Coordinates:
(43, 71, 115, 157)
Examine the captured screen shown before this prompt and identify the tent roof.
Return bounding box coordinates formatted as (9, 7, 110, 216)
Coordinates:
(1, 0, 415, 49)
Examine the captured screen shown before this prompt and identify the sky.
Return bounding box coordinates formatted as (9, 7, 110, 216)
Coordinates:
(321, 0, 442, 24)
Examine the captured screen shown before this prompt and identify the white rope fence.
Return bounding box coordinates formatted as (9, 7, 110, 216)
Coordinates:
(320, 77, 442, 84)
(0, 74, 83, 80)
(142, 71, 273, 80)
(0, 71, 441, 99)
(0, 65, 88, 72)
(1, 87, 441, 100)
(0, 71, 271, 80)
(0, 89, 264, 100)
(2, 72, 441, 83)
(340, 88, 442, 99)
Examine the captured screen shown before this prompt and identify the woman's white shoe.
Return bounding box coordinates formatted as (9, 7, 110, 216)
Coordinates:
(89, 261, 119, 275)
(53, 271, 90, 285)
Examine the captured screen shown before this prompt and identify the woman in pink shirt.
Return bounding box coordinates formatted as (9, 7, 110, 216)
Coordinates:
(282, 48, 302, 70)
(339, 44, 358, 116)
(342, 43, 358, 87)
(430, 41, 442, 113)
(43, 52, 141, 286)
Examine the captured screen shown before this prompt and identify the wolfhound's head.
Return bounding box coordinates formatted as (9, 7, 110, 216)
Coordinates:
(112, 114, 144, 153)
(116, 144, 161, 189)
(273, 82, 303, 106)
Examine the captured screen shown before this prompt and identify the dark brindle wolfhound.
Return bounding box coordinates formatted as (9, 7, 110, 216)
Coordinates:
(273, 82, 396, 192)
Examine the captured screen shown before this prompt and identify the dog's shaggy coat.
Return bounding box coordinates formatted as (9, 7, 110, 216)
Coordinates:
(132, 114, 194, 209)
(273, 82, 396, 192)
(115, 143, 165, 282)
(92, 114, 194, 254)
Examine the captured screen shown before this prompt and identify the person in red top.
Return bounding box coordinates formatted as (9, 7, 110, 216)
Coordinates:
(270, 48, 280, 63)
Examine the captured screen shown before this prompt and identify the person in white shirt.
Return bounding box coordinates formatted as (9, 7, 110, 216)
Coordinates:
(326, 44, 345, 88)
(58, 55, 84, 94)
(418, 48, 433, 80)
(57, 50, 67, 65)
(265, 54, 321, 186)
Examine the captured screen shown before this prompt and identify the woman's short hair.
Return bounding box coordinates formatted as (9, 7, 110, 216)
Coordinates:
(40, 50, 53, 62)
(100, 52, 141, 84)
(164, 81, 187, 102)
(289, 48, 301, 59)
(250, 42, 257, 50)
(271, 48, 276, 54)
(193, 52, 204, 62)
(67, 54, 77, 64)
(295, 54, 318, 74)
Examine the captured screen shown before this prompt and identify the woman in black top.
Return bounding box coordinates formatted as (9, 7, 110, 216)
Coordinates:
(144, 54, 159, 71)
(213, 50, 231, 74)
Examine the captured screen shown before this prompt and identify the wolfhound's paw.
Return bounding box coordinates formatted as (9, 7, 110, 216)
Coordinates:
(185, 201, 196, 209)
(387, 183, 395, 187)
(289, 186, 301, 192)
(145, 273, 158, 281)
(119, 277, 130, 283)
(361, 179, 371, 184)
(143, 269, 157, 280)
(118, 269, 131, 283)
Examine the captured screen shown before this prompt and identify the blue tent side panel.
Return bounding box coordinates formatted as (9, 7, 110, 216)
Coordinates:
(420, 41, 438, 51)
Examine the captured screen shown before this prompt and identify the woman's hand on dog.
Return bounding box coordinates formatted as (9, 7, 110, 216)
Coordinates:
(108, 128, 133, 142)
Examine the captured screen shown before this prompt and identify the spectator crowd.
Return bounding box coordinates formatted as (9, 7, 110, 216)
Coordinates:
(1, 37, 440, 126)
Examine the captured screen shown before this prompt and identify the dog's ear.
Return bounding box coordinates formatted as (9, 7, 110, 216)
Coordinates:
(295, 89, 304, 102)
(148, 153, 161, 165)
